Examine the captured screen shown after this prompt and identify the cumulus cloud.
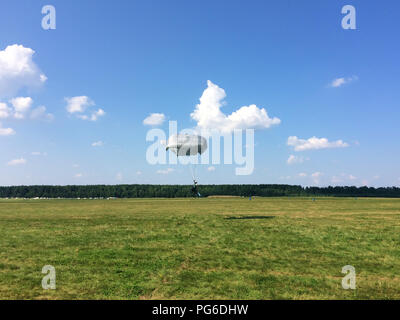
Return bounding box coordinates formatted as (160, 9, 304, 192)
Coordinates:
(0, 98, 53, 121)
(287, 136, 349, 151)
(156, 168, 175, 175)
(0, 45, 47, 97)
(90, 108, 105, 121)
(143, 113, 166, 126)
(287, 154, 305, 165)
(0, 102, 12, 118)
(30, 106, 54, 121)
(66, 96, 105, 121)
(7, 158, 26, 166)
(0, 44, 47, 97)
(191, 80, 281, 133)
(66, 96, 93, 113)
(0, 123, 15, 136)
(329, 76, 358, 88)
(11, 97, 32, 112)
(91, 141, 104, 147)
(10, 96, 33, 119)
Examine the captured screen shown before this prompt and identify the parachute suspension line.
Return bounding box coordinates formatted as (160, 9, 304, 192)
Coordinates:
(189, 161, 200, 197)
(189, 162, 197, 184)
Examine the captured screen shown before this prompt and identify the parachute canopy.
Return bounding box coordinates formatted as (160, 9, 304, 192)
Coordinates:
(166, 134, 207, 156)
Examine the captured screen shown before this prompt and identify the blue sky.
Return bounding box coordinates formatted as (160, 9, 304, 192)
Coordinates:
(0, 0, 399, 186)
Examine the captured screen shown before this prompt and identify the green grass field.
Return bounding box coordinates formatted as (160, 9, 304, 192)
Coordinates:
(0, 197, 399, 300)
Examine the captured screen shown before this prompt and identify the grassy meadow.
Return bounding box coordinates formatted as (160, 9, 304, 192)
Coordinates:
(0, 197, 399, 299)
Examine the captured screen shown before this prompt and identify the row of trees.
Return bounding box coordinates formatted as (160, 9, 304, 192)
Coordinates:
(0, 184, 399, 198)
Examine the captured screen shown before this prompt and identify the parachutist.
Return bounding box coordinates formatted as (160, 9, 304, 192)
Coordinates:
(191, 180, 200, 197)
(165, 134, 207, 198)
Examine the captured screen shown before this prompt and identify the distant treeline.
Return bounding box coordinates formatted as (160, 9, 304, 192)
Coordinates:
(0, 184, 399, 198)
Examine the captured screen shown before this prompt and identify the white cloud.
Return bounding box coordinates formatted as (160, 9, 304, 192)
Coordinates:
(136, 171, 142, 175)
(116, 172, 123, 182)
(66, 96, 93, 113)
(156, 168, 175, 175)
(7, 158, 26, 166)
(90, 108, 105, 121)
(10, 96, 33, 118)
(0, 98, 53, 121)
(331, 78, 346, 88)
(298, 173, 307, 177)
(0, 123, 15, 136)
(74, 173, 83, 178)
(40, 74, 47, 82)
(0, 102, 11, 118)
(312, 172, 322, 178)
(208, 166, 216, 171)
(11, 97, 32, 112)
(287, 154, 305, 165)
(191, 80, 281, 133)
(329, 76, 358, 88)
(91, 141, 104, 147)
(288, 136, 349, 151)
(143, 113, 166, 126)
(66, 96, 105, 121)
(30, 106, 54, 121)
(0, 44, 47, 97)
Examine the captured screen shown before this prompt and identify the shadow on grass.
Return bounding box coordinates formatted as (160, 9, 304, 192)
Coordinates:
(224, 216, 275, 220)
